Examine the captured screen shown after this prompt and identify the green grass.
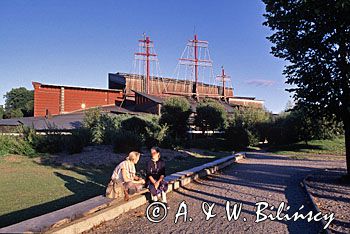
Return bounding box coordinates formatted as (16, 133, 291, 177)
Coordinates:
(266, 136, 345, 156)
(164, 150, 230, 174)
(0, 155, 110, 228)
(0, 149, 230, 227)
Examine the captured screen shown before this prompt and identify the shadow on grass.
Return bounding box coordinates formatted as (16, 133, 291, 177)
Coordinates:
(0, 163, 112, 228)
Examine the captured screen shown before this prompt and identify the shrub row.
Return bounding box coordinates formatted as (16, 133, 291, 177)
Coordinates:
(0, 135, 36, 157)
(1, 98, 344, 157)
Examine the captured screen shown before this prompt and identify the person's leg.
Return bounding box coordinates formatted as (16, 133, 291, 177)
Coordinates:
(127, 182, 142, 195)
(159, 181, 169, 208)
(160, 191, 169, 209)
(123, 182, 132, 201)
(148, 183, 159, 202)
(152, 194, 158, 202)
(160, 191, 167, 203)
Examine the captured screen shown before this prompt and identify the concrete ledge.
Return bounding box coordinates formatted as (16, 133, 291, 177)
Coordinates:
(0, 152, 245, 234)
(0, 195, 114, 233)
(302, 176, 331, 234)
(47, 195, 148, 234)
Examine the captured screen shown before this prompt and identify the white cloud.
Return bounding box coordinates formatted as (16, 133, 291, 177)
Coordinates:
(245, 79, 276, 87)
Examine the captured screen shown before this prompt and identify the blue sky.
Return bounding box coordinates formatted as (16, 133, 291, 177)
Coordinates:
(0, 0, 292, 113)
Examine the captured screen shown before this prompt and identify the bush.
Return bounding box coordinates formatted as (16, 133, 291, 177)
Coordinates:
(195, 99, 227, 134)
(264, 108, 344, 146)
(65, 128, 90, 154)
(113, 131, 143, 153)
(230, 107, 271, 141)
(83, 108, 127, 145)
(190, 137, 228, 151)
(247, 130, 260, 147)
(20, 125, 37, 145)
(120, 116, 151, 136)
(32, 133, 64, 154)
(119, 115, 170, 147)
(160, 96, 191, 139)
(20, 125, 85, 154)
(144, 124, 169, 148)
(0, 135, 36, 157)
(224, 125, 250, 150)
(231, 107, 270, 129)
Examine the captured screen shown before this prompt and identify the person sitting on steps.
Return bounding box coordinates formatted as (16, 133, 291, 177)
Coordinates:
(146, 146, 169, 209)
(111, 151, 145, 201)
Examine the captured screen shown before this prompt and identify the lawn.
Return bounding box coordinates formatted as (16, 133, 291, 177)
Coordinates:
(0, 149, 230, 227)
(265, 136, 346, 156)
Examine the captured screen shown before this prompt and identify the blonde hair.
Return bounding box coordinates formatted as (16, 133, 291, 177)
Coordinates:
(126, 151, 141, 162)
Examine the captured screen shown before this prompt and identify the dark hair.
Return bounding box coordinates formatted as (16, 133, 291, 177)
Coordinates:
(151, 146, 160, 153)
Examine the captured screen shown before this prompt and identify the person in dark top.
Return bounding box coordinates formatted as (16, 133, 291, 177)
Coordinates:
(146, 146, 169, 208)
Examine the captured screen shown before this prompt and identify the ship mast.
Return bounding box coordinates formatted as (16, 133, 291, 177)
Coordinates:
(134, 34, 157, 94)
(178, 34, 213, 99)
(216, 66, 231, 99)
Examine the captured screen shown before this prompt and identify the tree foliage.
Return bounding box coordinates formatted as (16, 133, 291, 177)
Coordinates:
(0, 105, 5, 119)
(195, 99, 227, 134)
(160, 96, 191, 139)
(5, 108, 24, 118)
(225, 107, 270, 149)
(263, 0, 350, 175)
(4, 87, 34, 117)
(231, 107, 270, 130)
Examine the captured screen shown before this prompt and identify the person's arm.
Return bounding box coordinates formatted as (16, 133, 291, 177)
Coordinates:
(153, 161, 165, 188)
(133, 175, 145, 184)
(148, 173, 159, 188)
(149, 175, 157, 184)
(146, 161, 156, 184)
(157, 175, 164, 183)
(157, 161, 165, 182)
(121, 168, 131, 182)
(111, 166, 118, 182)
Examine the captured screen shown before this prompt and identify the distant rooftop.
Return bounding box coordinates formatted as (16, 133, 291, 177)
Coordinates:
(0, 105, 139, 131)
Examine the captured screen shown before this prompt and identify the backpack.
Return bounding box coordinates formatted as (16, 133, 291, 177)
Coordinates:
(105, 179, 124, 199)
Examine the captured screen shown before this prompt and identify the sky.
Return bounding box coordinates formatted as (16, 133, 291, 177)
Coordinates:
(0, 0, 292, 114)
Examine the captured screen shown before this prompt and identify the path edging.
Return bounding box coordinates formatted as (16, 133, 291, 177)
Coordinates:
(302, 176, 331, 234)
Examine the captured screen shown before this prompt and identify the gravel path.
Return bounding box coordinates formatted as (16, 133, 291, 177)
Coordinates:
(305, 168, 350, 233)
(86, 152, 345, 234)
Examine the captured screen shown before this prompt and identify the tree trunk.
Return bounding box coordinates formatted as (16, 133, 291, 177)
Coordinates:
(338, 34, 350, 177)
(344, 118, 350, 177)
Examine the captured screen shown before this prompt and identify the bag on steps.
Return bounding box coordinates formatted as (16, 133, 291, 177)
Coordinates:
(105, 179, 124, 199)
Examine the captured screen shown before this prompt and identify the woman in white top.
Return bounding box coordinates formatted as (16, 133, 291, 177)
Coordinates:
(111, 151, 145, 200)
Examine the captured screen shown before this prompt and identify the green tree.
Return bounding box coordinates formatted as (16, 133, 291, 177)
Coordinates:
(229, 107, 271, 142)
(231, 107, 270, 130)
(195, 99, 227, 135)
(263, 0, 350, 176)
(4, 87, 34, 117)
(82, 108, 104, 144)
(0, 105, 4, 119)
(160, 96, 191, 139)
(4, 108, 24, 118)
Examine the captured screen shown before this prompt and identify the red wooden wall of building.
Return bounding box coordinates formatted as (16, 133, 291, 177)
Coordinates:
(32, 82, 124, 117)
